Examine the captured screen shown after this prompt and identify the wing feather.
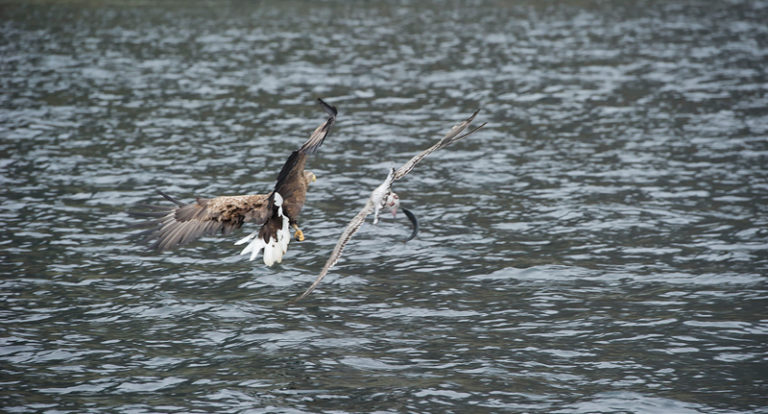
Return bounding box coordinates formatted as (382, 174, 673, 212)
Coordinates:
(294, 200, 375, 301)
(300, 97, 337, 155)
(274, 98, 337, 188)
(295, 109, 485, 300)
(135, 98, 338, 261)
(393, 110, 485, 181)
(142, 193, 270, 250)
(271, 98, 337, 221)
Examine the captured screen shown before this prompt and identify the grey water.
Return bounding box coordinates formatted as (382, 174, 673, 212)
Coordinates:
(2, 0, 767, 412)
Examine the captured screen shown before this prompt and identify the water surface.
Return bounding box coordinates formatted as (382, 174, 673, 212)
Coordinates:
(2, 1, 767, 412)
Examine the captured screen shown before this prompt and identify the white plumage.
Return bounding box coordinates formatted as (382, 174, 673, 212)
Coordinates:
(294, 109, 486, 301)
(371, 169, 396, 225)
(234, 192, 291, 266)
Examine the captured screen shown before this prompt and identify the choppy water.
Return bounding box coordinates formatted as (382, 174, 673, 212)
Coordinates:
(2, 1, 767, 412)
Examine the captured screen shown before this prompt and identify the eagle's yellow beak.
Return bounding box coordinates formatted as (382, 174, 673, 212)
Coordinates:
(310, 172, 317, 182)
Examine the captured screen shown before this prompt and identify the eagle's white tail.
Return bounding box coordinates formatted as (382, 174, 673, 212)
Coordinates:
(234, 192, 291, 266)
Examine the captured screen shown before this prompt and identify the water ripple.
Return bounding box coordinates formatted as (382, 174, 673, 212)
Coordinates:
(2, 0, 767, 413)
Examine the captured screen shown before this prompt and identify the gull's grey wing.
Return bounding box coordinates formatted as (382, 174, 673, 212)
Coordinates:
(294, 199, 375, 301)
(393, 110, 486, 181)
(295, 169, 396, 301)
(295, 110, 486, 300)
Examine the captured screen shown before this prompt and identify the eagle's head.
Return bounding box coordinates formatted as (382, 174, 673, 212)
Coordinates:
(304, 171, 317, 185)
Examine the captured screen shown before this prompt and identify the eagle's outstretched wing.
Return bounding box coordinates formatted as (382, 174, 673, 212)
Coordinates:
(135, 192, 271, 251)
(235, 98, 337, 265)
(295, 110, 485, 301)
(272, 98, 337, 221)
(136, 98, 337, 266)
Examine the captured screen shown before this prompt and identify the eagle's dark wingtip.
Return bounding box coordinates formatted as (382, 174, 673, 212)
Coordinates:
(317, 97, 338, 117)
(401, 207, 419, 242)
(157, 190, 184, 207)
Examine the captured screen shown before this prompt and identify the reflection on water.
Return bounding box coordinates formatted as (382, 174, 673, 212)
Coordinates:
(2, 0, 767, 412)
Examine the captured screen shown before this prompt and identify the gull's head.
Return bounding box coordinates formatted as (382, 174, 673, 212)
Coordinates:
(385, 192, 400, 217)
(304, 171, 317, 185)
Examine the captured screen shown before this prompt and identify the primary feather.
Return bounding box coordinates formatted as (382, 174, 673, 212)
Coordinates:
(295, 110, 486, 301)
(136, 98, 337, 266)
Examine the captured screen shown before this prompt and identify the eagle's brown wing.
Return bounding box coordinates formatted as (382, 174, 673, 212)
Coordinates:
(272, 97, 337, 221)
(139, 191, 271, 251)
(137, 98, 337, 265)
(235, 98, 337, 265)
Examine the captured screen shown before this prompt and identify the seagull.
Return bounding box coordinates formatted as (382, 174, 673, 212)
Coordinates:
(136, 98, 337, 266)
(295, 110, 486, 301)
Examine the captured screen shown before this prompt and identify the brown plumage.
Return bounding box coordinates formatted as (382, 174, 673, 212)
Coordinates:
(136, 98, 337, 265)
(144, 192, 271, 251)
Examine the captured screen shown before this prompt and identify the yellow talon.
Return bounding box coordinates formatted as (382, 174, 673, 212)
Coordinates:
(293, 224, 305, 241)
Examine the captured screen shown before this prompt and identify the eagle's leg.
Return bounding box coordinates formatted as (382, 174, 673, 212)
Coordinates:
(292, 223, 305, 242)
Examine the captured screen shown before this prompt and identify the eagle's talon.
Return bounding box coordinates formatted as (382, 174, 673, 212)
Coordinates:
(293, 224, 305, 242)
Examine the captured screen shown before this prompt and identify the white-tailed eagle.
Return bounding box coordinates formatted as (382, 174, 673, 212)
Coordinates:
(137, 98, 337, 266)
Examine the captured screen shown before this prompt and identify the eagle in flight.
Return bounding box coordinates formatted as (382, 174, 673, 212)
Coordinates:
(137, 98, 337, 266)
(295, 109, 485, 301)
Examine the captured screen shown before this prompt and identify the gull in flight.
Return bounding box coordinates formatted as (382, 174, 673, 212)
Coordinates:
(136, 98, 337, 266)
(295, 110, 486, 301)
